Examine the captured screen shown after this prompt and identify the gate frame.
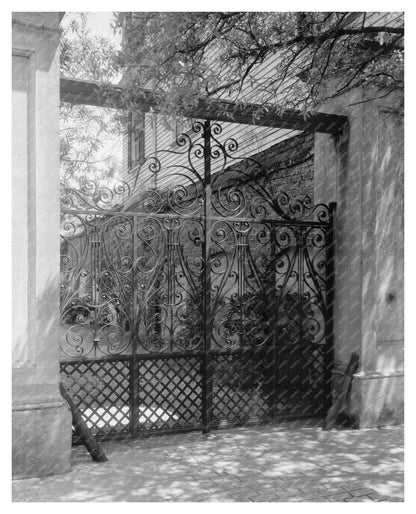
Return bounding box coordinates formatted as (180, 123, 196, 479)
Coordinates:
(59, 76, 342, 439)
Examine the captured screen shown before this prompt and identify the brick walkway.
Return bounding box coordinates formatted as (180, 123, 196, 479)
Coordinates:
(12, 420, 404, 502)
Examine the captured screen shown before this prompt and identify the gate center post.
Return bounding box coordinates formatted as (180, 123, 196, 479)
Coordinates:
(130, 214, 139, 437)
(202, 120, 213, 433)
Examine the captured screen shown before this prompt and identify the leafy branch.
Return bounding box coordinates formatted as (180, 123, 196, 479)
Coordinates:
(114, 12, 404, 115)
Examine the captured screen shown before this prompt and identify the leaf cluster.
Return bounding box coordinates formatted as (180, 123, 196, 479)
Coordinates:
(60, 13, 124, 189)
(115, 12, 404, 115)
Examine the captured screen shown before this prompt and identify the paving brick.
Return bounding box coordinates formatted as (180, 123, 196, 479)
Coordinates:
(297, 484, 330, 494)
(282, 475, 315, 483)
(297, 491, 328, 501)
(366, 492, 383, 500)
(252, 493, 280, 502)
(12, 423, 404, 503)
(275, 487, 306, 496)
(204, 483, 240, 494)
(253, 481, 279, 492)
(367, 493, 393, 502)
(246, 491, 262, 500)
(344, 496, 375, 502)
(233, 479, 262, 490)
(229, 494, 255, 502)
(320, 487, 353, 496)
(209, 477, 240, 487)
(212, 473, 239, 481)
(348, 487, 380, 497)
(275, 494, 302, 502)
(324, 492, 354, 502)
(204, 496, 235, 502)
(235, 472, 260, 480)
(185, 495, 210, 502)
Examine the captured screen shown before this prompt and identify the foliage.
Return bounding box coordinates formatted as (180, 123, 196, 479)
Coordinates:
(217, 288, 315, 393)
(172, 283, 314, 392)
(114, 12, 404, 115)
(60, 13, 123, 189)
(61, 13, 119, 81)
(222, 288, 313, 348)
(59, 11, 404, 190)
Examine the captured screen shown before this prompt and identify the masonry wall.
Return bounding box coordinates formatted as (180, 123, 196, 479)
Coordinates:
(314, 88, 404, 427)
(12, 12, 72, 479)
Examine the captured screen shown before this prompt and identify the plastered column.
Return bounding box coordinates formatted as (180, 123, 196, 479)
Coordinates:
(314, 89, 404, 427)
(12, 12, 72, 478)
(357, 99, 404, 427)
(315, 90, 364, 371)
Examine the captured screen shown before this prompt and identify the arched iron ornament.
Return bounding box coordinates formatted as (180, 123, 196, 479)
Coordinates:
(60, 120, 334, 438)
(61, 121, 330, 222)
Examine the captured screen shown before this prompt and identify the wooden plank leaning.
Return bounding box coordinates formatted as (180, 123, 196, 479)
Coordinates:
(322, 352, 359, 431)
(59, 382, 108, 462)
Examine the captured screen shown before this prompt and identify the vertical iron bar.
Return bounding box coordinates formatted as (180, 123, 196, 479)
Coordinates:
(167, 227, 172, 351)
(324, 203, 336, 411)
(298, 227, 305, 346)
(296, 227, 304, 412)
(130, 215, 139, 436)
(167, 224, 176, 352)
(202, 121, 213, 433)
(270, 223, 278, 422)
(237, 230, 244, 342)
(91, 219, 99, 357)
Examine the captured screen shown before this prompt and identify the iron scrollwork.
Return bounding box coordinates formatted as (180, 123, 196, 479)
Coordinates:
(60, 213, 133, 357)
(60, 119, 334, 437)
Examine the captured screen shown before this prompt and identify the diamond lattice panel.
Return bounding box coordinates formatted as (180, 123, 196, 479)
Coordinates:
(212, 351, 273, 426)
(137, 356, 203, 432)
(276, 345, 328, 416)
(60, 359, 131, 438)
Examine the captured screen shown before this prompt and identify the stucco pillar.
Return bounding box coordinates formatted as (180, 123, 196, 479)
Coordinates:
(12, 12, 72, 479)
(314, 89, 404, 427)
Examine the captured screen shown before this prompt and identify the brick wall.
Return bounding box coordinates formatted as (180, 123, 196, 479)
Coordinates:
(227, 131, 314, 205)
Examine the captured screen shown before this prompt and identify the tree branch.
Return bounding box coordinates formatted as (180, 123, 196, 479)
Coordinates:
(229, 24, 403, 59)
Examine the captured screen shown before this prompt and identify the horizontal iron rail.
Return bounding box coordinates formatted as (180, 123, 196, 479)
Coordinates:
(60, 76, 347, 135)
(135, 425, 205, 437)
(61, 351, 205, 363)
(86, 425, 206, 443)
(61, 348, 277, 363)
(211, 347, 272, 356)
(135, 351, 205, 361)
(60, 354, 132, 364)
(61, 209, 332, 227)
(208, 411, 329, 430)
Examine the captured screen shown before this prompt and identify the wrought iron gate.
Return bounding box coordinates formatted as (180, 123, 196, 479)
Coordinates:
(60, 121, 335, 440)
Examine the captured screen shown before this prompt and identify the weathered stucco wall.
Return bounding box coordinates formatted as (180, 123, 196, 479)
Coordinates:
(314, 88, 404, 427)
(12, 12, 72, 478)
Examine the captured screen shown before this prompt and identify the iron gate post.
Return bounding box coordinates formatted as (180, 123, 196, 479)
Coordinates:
(202, 121, 213, 433)
(324, 202, 336, 411)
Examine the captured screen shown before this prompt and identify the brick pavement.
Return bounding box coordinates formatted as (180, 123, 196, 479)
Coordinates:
(12, 420, 404, 502)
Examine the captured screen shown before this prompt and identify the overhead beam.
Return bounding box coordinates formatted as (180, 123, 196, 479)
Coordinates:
(60, 77, 348, 135)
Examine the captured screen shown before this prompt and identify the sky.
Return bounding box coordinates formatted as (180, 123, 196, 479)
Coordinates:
(86, 12, 120, 42)
(62, 11, 122, 49)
